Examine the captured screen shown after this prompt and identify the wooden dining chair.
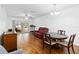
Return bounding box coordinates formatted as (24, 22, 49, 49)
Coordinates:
(57, 30, 66, 35)
(57, 30, 66, 42)
(57, 34, 76, 54)
(43, 34, 56, 54)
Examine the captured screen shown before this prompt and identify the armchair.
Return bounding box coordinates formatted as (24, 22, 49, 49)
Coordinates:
(33, 27, 49, 39)
(0, 45, 23, 54)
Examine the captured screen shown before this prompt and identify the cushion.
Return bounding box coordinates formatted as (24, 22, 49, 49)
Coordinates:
(0, 32, 3, 44)
(0, 45, 8, 54)
(57, 41, 68, 46)
(39, 27, 48, 33)
(0, 32, 3, 36)
(44, 41, 56, 45)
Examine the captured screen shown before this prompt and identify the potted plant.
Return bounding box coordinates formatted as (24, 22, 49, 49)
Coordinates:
(30, 25, 36, 27)
(30, 25, 36, 32)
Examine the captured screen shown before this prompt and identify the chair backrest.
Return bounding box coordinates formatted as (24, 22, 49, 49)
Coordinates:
(43, 33, 51, 44)
(68, 34, 76, 46)
(57, 30, 66, 35)
(39, 27, 48, 34)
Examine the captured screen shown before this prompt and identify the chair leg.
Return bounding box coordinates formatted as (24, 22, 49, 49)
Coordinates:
(43, 39, 44, 49)
(43, 43, 44, 49)
(72, 45, 75, 54)
(68, 47, 70, 54)
(50, 45, 51, 54)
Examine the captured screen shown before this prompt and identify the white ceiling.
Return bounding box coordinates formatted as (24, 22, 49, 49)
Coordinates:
(2, 4, 79, 18)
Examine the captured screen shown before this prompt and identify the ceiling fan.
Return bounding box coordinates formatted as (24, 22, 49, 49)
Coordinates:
(50, 4, 60, 16)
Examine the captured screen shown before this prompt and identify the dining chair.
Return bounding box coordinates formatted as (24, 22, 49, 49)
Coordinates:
(57, 30, 66, 35)
(57, 30, 66, 42)
(57, 34, 76, 54)
(43, 33, 56, 54)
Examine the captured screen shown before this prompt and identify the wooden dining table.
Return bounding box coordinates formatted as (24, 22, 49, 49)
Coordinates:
(47, 32, 68, 49)
(47, 32, 68, 41)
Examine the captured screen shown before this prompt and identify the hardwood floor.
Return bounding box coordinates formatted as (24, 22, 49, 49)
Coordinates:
(17, 32, 79, 54)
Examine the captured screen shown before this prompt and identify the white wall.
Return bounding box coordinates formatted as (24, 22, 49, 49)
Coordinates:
(0, 5, 8, 32)
(33, 5, 79, 46)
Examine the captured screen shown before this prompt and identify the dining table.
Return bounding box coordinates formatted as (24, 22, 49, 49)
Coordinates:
(47, 32, 68, 41)
(47, 32, 68, 49)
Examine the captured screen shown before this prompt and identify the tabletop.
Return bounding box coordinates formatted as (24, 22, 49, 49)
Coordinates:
(47, 32, 68, 39)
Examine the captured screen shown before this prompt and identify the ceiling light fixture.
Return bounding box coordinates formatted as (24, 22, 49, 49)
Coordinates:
(50, 4, 60, 16)
(25, 17, 28, 20)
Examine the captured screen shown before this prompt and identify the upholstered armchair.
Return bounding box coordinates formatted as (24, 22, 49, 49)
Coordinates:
(0, 45, 23, 54)
(33, 27, 49, 39)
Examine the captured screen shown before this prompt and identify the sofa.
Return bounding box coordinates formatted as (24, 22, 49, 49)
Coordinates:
(33, 27, 49, 39)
